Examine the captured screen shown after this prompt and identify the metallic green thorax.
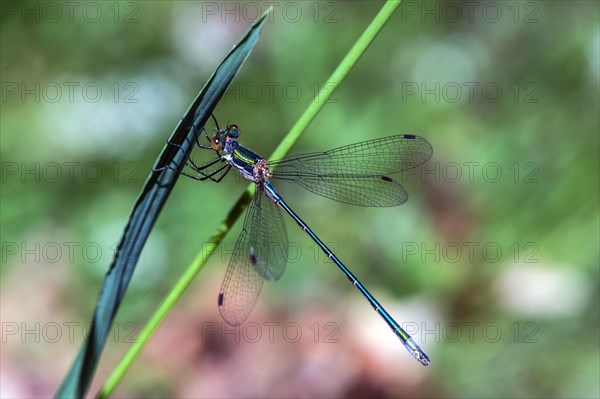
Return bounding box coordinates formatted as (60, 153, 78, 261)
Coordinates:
(229, 144, 262, 182)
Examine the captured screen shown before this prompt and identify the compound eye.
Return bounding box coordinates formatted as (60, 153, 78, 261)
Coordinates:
(210, 136, 222, 151)
(227, 124, 240, 138)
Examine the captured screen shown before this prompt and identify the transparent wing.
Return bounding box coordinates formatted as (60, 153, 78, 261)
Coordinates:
(270, 135, 431, 207)
(289, 175, 409, 207)
(218, 192, 263, 325)
(218, 189, 288, 326)
(270, 134, 432, 177)
(249, 187, 288, 281)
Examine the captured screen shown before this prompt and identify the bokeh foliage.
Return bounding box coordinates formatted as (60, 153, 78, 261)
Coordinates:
(1, 1, 598, 398)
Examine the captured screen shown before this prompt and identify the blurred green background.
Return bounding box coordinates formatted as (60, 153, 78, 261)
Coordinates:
(1, 1, 598, 398)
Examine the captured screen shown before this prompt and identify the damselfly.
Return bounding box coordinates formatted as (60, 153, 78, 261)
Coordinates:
(174, 118, 433, 365)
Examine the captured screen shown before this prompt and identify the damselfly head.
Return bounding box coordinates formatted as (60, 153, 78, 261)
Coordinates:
(211, 124, 240, 151)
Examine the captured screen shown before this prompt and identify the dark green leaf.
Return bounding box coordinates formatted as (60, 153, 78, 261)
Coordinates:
(56, 12, 269, 398)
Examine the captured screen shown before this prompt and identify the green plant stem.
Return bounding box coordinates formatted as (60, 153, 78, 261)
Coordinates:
(97, 1, 401, 397)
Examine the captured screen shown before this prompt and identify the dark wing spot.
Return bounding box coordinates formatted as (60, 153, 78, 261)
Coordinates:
(403, 134, 416, 139)
(249, 246, 257, 265)
(218, 293, 224, 306)
(381, 176, 393, 182)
